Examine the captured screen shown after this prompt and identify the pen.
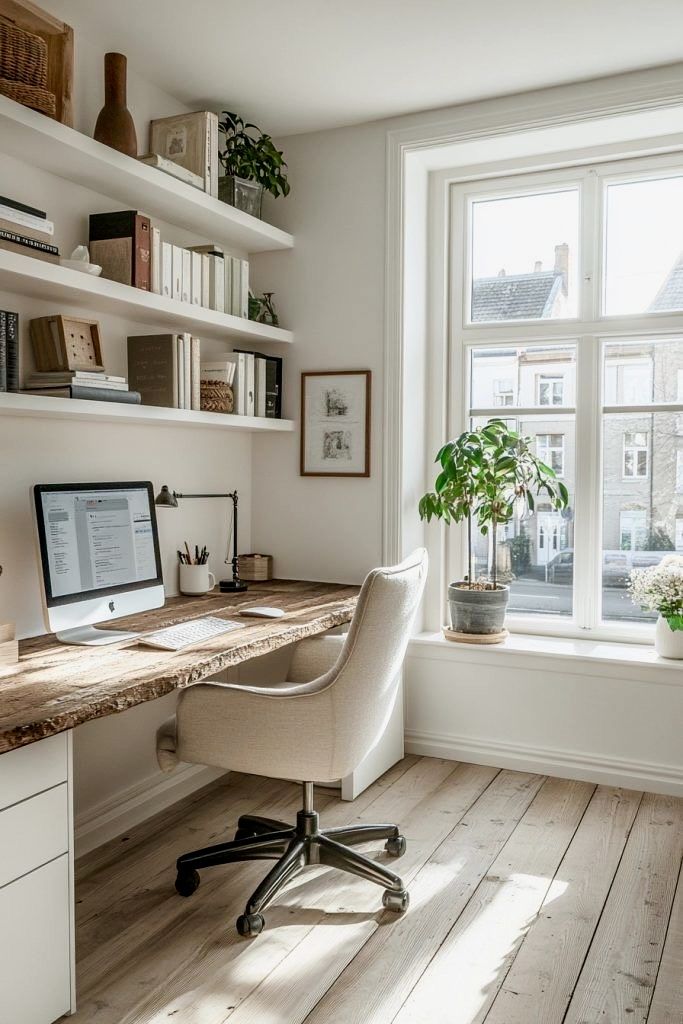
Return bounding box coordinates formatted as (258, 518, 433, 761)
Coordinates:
(195, 544, 199, 564)
(184, 541, 192, 564)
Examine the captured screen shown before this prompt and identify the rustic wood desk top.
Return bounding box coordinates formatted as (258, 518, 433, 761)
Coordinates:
(0, 580, 359, 754)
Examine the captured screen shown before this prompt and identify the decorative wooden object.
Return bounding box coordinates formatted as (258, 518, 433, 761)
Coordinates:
(443, 626, 509, 645)
(93, 52, 137, 157)
(0, 622, 18, 675)
(0, 581, 359, 753)
(30, 315, 104, 372)
(238, 554, 273, 581)
(0, 0, 73, 125)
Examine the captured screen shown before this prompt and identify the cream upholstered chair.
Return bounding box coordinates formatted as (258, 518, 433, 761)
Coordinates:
(156, 549, 427, 937)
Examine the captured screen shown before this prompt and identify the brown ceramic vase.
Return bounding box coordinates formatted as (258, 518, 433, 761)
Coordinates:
(94, 53, 137, 157)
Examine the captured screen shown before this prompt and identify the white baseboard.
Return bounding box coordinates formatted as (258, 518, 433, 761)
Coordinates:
(405, 730, 683, 796)
(75, 763, 225, 858)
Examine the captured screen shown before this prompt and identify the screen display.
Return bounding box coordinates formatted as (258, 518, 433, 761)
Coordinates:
(36, 484, 161, 603)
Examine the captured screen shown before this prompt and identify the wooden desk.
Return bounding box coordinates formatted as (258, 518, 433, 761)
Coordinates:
(0, 580, 359, 755)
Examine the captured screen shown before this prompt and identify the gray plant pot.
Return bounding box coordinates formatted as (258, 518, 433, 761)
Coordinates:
(448, 582, 510, 635)
(218, 175, 264, 219)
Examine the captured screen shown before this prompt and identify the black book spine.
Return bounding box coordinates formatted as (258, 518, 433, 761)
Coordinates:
(70, 385, 142, 405)
(0, 229, 59, 255)
(0, 195, 46, 219)
(4, 311, 18, 392)
(0, 312, 6, 392)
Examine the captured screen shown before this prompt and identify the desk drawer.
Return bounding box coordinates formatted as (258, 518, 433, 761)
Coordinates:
(0, 734, 68, 811)
(0, 783, 69, 888)
(0, 854, 71, 1024)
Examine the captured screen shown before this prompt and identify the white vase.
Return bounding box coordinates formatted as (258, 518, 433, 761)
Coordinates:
(654, 615, 683, 659)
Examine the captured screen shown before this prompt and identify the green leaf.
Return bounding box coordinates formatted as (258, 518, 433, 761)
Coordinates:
(666, 613, 683, 632)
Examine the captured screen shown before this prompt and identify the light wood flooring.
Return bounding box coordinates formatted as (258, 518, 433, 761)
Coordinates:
(69, 757, 683, 1024)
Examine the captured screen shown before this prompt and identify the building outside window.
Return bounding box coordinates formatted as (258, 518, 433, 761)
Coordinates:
(450, 155, 683, 634)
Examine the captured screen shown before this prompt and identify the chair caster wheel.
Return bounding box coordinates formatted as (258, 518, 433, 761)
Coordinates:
(175, 868, 200, 897)
(382, 888, 409, 913)
(237, 913, 265, 937)
(385, 834, 406, 857)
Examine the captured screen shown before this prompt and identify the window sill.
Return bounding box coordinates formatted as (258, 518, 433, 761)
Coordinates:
(408, 630, 683, 684)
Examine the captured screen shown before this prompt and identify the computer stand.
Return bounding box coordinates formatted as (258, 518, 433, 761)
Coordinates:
(55, 625, 140, 646)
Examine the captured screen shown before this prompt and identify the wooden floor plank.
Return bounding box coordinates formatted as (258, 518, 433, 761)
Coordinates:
(647, 857, 683, 1024)
(391, 777, 595, 1024)
(288, 770, 544, 1024)
(483, 785, 643, 1024)
(564, 792, 683, 1024)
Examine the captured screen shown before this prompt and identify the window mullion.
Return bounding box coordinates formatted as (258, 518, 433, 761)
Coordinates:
(573, 334, 602, 629)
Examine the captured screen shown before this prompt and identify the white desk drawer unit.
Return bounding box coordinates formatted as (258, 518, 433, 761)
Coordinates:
(0, 733, 75, 1024)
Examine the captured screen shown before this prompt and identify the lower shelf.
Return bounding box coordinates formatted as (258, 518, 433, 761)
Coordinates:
(0, 392, 294, 432)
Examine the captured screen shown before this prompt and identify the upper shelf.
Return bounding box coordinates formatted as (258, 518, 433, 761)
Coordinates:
(0, 248, 293, 345)
(0, 96, 294, 254)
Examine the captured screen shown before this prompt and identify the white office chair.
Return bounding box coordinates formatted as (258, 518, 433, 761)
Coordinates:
(156, 549, 428, 937)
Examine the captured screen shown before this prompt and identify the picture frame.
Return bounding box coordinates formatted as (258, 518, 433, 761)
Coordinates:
(300, 370, 371, 477)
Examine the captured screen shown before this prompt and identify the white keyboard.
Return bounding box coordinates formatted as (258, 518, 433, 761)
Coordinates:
(138, 616, 242, 651)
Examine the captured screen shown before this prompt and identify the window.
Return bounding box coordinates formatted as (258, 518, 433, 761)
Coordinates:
(623, 432, 649, 478)
(451, 156, 683, 636)
(536, 433, 565, 476)
(537, 375, 564, 407)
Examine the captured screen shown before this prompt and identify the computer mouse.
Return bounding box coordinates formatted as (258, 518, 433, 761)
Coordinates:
(238, 606, 285, 619)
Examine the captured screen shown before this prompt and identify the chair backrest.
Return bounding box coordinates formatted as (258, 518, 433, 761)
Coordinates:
(323, 548, 428, 777)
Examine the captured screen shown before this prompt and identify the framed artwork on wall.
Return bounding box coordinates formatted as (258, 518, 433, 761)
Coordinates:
(300, 370, 371, 477)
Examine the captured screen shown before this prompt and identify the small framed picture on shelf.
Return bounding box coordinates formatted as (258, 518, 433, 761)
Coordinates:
(300, 370, 371, 477)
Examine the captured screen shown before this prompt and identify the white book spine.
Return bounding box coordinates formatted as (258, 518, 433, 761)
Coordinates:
(224, 256, 232, 317)
(172, 335, 179, 408)
(0, 204, 54, 234)
(182, 333, 192, 410)
(150, 227, 161, 294)
(201, 254, 210, 308)
(161, 242, 172, 298)
(244, 353, 255, 417)
(181, 249, 191, 304)
(176, 335, 185, 409)
(190, 337, 201, 411)
(171, 245, 183, 300)
(256, 357, 267, 417)
(240, 259, 249, 319)
(191, 252, 201, 305)
(229, 257, 239, 317)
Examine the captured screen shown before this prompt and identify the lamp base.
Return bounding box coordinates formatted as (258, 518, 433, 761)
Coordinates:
(219, 579, 249, 593)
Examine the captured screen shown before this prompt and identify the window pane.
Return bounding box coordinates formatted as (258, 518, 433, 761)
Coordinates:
(470, 188, 579, 322)
(470, 344, 576, 409)
(470, 415, 575, 618)
(603, 339, 683, 406)
(604, 175, 683, 316)
(602, 411, 683, 622)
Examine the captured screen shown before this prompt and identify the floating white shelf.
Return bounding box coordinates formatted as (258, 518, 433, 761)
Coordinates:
(0, 392, 294, 432)
(0, 249, 293, 345)
(0, 95, 293, 254)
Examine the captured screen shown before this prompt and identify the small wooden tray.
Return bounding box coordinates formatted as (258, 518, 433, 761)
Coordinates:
(443, 627, 508, 645)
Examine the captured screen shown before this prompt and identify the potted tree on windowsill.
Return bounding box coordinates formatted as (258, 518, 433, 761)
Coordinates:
(218, 111, 290, 219)
(419, 419, 568, 642)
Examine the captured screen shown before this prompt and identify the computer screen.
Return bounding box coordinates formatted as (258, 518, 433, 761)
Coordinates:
(34, 482, 163, 607)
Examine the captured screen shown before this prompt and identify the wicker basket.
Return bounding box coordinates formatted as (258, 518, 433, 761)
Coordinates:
(200, 380, 234, 414)
(238, 554, 273, 582)
(0, 18, 49, 87)
(0, 77, 55, 115)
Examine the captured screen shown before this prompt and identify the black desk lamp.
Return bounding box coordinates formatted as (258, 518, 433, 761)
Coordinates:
(154, 485, 248, 593)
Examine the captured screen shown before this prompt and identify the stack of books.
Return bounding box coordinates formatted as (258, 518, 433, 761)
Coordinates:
(23, 370, 141, 404)
(0, 196, 59, 264)
(0, 310, 19, 393)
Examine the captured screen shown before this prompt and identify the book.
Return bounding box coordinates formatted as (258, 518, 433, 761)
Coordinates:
(230, 256, 241, 317)
(0, 312, 6, 391)
(182, 332, 192, 410)
(149, 111, 219, 198)
(161, 242, 172, 298)
(1, 311, 19, 393)
(224, 255, 232, 315)
(0, 229, 58, 255)
(150, 227, 161, 295)
(89, 211, 151, 290)
(0, 202, 53, 235)
(240, 259, 250, 319)
(236, 349, 282, 417)
(25, 376, 128, 391)
(0, 195, 46, 219)
(137, 153, 204, 190)
(181, 249, 191, 303)
(177, 334, 185, 409)
(0, 217, 53, 244)
(207, 253, 224, 312)
(24, 370, 125, 383)
(0, 239, 59, 264)
(201, 360, 236, 386)
(200, 254, 210, 308)
(22, 386, 142, 404)
(242, 352, 255, 416)
(190, 337, 201, 411)
(127, 334, 180, 408)
(190, 251, 201, 306)
(171, 245, 183, 300)
(255, 357, 267, 417)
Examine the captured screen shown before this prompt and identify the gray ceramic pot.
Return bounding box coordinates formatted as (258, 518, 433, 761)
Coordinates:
(448, 582, 510, 635)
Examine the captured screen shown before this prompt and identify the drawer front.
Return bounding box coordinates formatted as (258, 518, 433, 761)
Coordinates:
(0, 734, 68, 811)
(0, 854, 71, 1024)
(0, 783, 69, 888)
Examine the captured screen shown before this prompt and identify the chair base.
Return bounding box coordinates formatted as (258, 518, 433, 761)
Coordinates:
(174, 783, 409, 937)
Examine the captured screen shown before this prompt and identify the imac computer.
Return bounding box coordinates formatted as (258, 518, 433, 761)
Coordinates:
(33, 481, 165, 645)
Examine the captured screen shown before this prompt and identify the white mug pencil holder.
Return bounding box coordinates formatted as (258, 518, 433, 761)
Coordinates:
(179, 564, 216, 596)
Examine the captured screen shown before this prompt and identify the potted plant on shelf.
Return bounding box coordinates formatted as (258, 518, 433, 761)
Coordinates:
(629, 554, 683, 658)
(419, 419, 568, 642)
(218, 111, 290, 219)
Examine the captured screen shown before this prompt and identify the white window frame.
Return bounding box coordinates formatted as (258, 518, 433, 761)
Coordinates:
(448, 152, 683, 643)
(677, 451, 683, 494)
(622, 431, 649, 480)
(537, 375, 564, 407)
(536, 432, 565, 477)
(493, 378, 514, 406)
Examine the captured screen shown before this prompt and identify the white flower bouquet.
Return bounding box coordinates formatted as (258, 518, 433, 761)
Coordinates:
(629, 554, 683, 631)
